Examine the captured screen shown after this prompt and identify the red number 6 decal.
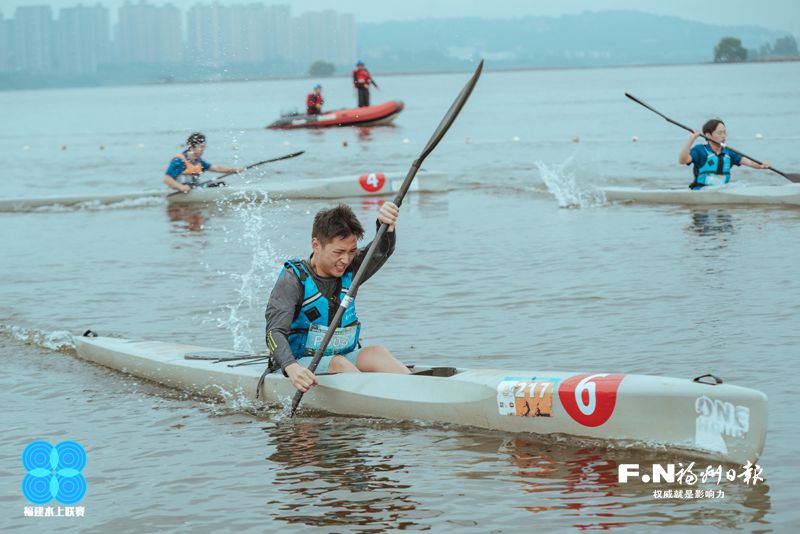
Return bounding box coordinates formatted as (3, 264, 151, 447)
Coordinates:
(558, 373, 625, 427)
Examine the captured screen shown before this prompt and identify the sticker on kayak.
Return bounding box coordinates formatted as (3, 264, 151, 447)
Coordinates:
(497, 378, 556, 417)
(558, 373, 625, 427)
(359, 173, 386, 192)
(694, 395, 750, 455)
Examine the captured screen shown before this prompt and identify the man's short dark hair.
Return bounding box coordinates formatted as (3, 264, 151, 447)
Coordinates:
(312, 204, 365, 244)
(702, 119, 725, 136)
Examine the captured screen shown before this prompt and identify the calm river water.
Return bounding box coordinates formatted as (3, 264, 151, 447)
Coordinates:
(1, 61, 799, 532)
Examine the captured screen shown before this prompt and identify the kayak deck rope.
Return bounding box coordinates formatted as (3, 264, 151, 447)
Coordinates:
(183, 352, 270, 367)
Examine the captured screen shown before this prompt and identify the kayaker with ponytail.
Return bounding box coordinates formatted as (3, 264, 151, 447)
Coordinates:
(265, 203, 410, 393)
(679, 119, 770, 190)
(163, 132, 244, 193)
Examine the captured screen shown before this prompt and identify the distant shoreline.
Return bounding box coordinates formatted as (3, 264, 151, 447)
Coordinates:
(3, 57, 798, 92)
(140, 56, 800, 86)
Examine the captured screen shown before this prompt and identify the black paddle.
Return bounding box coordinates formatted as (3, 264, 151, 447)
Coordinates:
(167, 150, 305, 197)
(625, 93, 800, 183)
(288, 60, 484, 416)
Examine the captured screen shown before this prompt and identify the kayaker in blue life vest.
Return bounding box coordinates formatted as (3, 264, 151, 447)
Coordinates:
(679, 119, 770, 190)
(163, 132, 244, 193)
(265, 203, 410, 392)
(306, 84, 324, 115)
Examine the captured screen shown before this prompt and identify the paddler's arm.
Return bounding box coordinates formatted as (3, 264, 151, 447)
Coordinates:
(209, 164, 245, 174)
(679, 130, 701, 165)
(164, 157, 192, 192)
(265, 270, 318, 392)
(351, 201, 398, 282)
(164, 174, 191, 193)
(740, 157, 770, 170)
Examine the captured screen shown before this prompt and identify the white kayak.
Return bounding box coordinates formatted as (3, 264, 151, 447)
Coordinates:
(167, 170, 448, 204)
(0, 190, 165, 211)
(0, 171, 448, 212)
(603, 183, 800, 207)
(73, 333, 767, 464)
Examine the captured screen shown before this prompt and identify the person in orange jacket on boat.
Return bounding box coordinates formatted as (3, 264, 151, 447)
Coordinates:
(352, 60, 378, 108)
(306, 84, 324, 115)
(163, 133, 244, 193)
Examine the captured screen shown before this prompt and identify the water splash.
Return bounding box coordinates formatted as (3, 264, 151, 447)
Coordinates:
(209, 196, 285, 352)
(0, 323, 75, 351)
(535, 160, 605, 209)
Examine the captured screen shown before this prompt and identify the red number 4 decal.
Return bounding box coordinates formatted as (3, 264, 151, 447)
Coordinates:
(359, 172, 386, 192)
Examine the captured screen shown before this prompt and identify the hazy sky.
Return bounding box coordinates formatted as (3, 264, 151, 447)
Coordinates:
(2, 0, 799, 36)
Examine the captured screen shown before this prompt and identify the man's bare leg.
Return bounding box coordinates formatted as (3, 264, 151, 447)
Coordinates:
(356, 345, 411, 374)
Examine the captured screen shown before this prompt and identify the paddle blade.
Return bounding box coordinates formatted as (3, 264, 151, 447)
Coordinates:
(783, 173, 800, 183)
(419, 60, 484, 161)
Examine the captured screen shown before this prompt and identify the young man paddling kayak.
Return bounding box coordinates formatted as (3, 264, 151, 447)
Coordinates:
(679, 119, 770, 189)
(265, 203, 410, 392)
(163, 133, 244, 193)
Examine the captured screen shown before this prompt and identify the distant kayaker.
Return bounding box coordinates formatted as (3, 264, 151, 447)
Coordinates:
(163, 133, 244, 193)
(265, 203, 410, 392)
(306, 84, 324, 115)
(352, 60, 378, 107)
(679, 119, 770, 189)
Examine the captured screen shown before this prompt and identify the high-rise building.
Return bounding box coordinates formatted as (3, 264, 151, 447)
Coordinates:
(12, 5, 54, 73)
(0, 11, 11, 73)
(116, 0, 182, 65)
(54, 4, 110, 74)
(185, 3, 227, 67)
(336, 13, 356, 66)
(291, 10, 356, 67)
(186, 3, 293, 67)
(0, 2, 356, 79)
(264, 5, 291, 61)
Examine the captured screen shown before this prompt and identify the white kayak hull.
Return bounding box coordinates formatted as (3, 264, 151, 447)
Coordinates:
(167, 170, 448, 204)
(73, 334, 767, 464)
(604, 184, 800, 207)
(0, 171, 448, 212)
(0, 190, 164, 211)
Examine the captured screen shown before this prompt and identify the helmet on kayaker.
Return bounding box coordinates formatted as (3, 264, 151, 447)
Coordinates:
(314, 84, 322, 90)
(356, 59, 364, 66)
(187, 132, 206, 147)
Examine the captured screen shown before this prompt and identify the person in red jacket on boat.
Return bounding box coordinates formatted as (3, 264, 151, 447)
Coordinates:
(306, 84, 324, 115)
(352, 60, 378, 108)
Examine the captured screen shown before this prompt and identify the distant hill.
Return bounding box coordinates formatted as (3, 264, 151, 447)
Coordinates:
(357, 10, 792, 71)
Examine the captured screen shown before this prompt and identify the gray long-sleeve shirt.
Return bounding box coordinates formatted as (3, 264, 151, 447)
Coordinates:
(265, 226, 395, 372)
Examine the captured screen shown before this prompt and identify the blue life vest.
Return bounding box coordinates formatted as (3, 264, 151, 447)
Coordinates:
(282, 259, 360, 358)
(694, 145, 732, 187)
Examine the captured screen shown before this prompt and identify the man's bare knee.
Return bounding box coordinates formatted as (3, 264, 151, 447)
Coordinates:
(361, 345, 390, 358)
(328, 355, 359, 374)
